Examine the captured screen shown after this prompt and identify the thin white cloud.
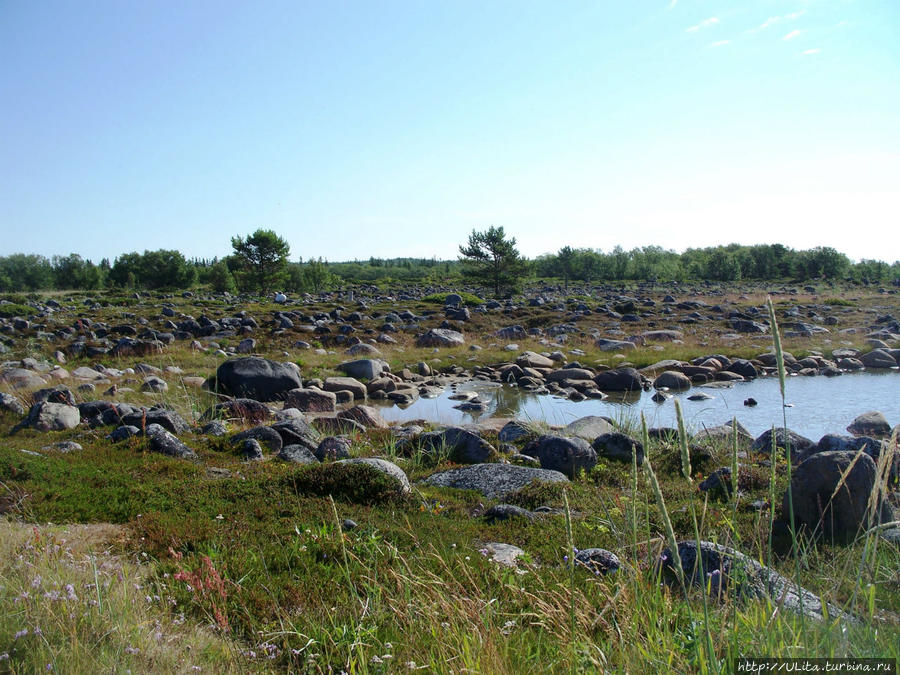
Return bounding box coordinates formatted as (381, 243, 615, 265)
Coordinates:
(710, 40, 731, 48)
(668, 0, 677, 9)
(686, 17, 719, 33)
(783, 30, 801, 41)
(803, 48, 821, 55)
(751, 11, 805, 33)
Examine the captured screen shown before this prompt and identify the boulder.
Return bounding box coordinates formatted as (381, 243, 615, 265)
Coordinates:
(201, 398, 272, 424)
(323, 377, 367, 401)
(416, 328, 465, 348)
(121, 408, 190, 435)
(783, 451, 893, 543)
(641, 329, 684, 342)
(516, 351, 554, 369)
(337, 359, 387, 381)
(337, 405, 388, 429)
(283, 388, 337, 413)
(315, 436, 353, 461)
(724, 359, 758, 379)
(592, 432, 644, 464)
(14, 402, 80, 432)
(417, 427, 496, 464)
(277, 445, 320, 464)
(146, 428, 198, 460)
(523, 435, 597, 478)
(483, 504, 535, 523)
(860, 349, 897, 369)
(271, 419, 320, 452)
(659, 540, 852, 622)
(239, 438, 264, 460)
(593, 368, 644, 392)
(564, 416, 615, 441)
(498, 420, 535, 443)
(751, 429, 815, 461)
(232, 426, 283, 454)
(653, 371, 692, 391)
(574, 548, 621, 575)
(423, 463, 569, 500)
(546, 368, 595, 384)
(336, 458, 411, 494)
(847, 411, 891, 438)
(214, 357, 303, 402)
(0, 392, 26, 416)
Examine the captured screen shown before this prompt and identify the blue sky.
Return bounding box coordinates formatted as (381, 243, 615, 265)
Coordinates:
(1, 0, 897, 263)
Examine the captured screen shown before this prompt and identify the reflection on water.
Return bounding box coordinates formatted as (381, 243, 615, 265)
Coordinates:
(374, 371, 900, 441)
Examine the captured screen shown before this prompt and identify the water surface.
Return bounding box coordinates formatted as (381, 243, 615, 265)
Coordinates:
(374, 371, 900, 441)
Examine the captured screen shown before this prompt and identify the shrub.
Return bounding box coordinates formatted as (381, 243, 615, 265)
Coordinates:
(286, 462, 407, 505)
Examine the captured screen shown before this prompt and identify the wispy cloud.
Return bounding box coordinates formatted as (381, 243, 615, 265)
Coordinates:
(710, 40, 731, 48)
(802, 48, 821, 55)
(668, 0, 677, 9)
(783, 30, 801, 41)
(686, 17, 719, 33)
(750, 10, 806, 33)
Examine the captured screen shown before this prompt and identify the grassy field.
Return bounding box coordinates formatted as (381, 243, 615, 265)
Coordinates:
(0, 283, 898, 673)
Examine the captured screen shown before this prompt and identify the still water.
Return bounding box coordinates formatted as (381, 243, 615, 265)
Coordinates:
(374, 371, 900, 441)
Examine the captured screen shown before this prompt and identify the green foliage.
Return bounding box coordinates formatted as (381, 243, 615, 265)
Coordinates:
(286, 462, 408, 505)
(0, 302, 34, 318)
(108, 250, 196, 289)
(0, 254, 53, 291)
(231, 229, 291, 294)
(51, 253, 103, 290)
(286, 257, 337, 293)
(458, 225, 527, 297)
(206, 259, 237, 293)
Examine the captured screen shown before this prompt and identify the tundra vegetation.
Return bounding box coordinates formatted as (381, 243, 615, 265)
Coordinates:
(0, 237, 898, 673)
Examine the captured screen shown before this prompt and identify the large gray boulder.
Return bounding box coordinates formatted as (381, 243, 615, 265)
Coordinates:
(337, 405, 388, 429)
(14, 402, 80, 432)
(564, 416, 615, 441)
(523, 435, 597, 477)
(751, 428, 815, 461)
(416, 427, 496, 464)
(847, 411, 891, 438)
(423, 463, 568, 500)
(0, 392, 26, 416)
(337, 359, 387, 381)
(592, 432, 644, 464)
(283, 388, 337, 413)
(860, 349, 897, 369)
(783, 451, 893, 543)
(271, 419, 320, 452)
(416, 328, 465, 348)
(201, 398, 272, 424)
(146, 427, 198, 460)
(659, 540, 852, 623)
(323, 377, 367, 401)
(593, 368, 644, 392)
(213, 357, 303, 402)
(546, 368, 595, 384)
(121, 408, 190, 435)
(336, 458, 411, 494)
(516, 351, 554, 369)
(232, 426, 283, 455)
(653, 371, 692, 391)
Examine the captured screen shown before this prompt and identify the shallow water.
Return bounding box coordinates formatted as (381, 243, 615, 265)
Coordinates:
(373, 371, 900, 441)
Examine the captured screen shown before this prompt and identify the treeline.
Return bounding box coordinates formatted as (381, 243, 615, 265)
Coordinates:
(0, 251, 339, 294)
(0, 243, 898, 293)
(534, 244, 900, 285)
